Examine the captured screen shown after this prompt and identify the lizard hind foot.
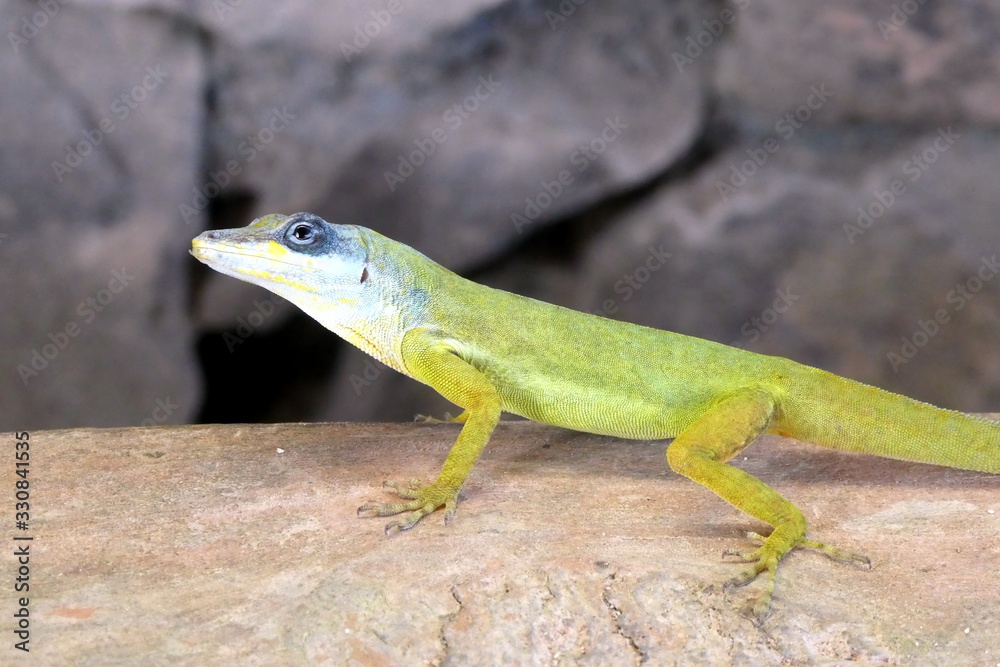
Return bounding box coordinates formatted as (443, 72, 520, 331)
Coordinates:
(720, 530, 872, 622)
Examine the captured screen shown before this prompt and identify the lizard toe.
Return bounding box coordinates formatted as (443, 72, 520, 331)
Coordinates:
(382, 479, 426, 499)
(800, 538, 872, 568)
(357, 498, 424, 518)
(358, 480, 462, 532)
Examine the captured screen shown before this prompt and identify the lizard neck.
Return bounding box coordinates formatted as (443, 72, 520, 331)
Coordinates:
(289, 232, 438, 376)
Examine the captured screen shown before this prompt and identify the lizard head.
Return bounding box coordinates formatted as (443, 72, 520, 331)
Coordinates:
(190, 211, 371, 306)
(192, 211, 431, 370)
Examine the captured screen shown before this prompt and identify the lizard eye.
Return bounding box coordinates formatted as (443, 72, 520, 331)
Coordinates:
(287, 222, 316, 245)
(280, 213, 336, 255)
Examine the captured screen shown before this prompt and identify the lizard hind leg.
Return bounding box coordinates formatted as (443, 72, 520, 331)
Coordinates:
(665, 388, 868, 621)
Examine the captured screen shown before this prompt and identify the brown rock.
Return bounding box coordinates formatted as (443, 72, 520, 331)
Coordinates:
(12, 422, 999, 663)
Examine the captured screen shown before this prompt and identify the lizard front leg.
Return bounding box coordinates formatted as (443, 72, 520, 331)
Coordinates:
(358, 328, 500, 534)
(666, 388, 870, 621)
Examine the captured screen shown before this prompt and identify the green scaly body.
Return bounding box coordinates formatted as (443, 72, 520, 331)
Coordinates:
(192, 212, 1000, 620)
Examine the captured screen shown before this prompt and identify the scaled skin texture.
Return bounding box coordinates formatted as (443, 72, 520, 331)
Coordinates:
(192, 212, 1000, 621)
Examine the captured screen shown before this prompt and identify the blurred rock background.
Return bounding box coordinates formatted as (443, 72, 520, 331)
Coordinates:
(2, 0, 999, 430)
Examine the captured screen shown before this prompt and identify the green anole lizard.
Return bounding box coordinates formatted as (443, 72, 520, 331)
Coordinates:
(191, 212, 1000, 619)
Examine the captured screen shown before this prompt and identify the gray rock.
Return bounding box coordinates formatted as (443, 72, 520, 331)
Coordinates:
(0, 3, 205, 428)
(715, 0, 1000, 124)
(199, 0, 709, 267)
(5, 0, 1000, 430)
(576, 127, 1000, 413)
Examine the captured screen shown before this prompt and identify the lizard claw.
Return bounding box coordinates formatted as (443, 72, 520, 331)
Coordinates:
(383, 507, 432, 535)
(721, 531, 768, 561)
(799, 538, 872, 569)
(718, 530, 872, 623)
(357, 479, 461, 533)
(722, 544, 779, 622)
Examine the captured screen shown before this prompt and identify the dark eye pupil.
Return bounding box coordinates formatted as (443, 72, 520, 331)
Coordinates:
(293, 224, 313, 241)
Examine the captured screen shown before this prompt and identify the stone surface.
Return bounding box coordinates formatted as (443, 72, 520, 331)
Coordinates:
(8, 421, 999, 663)
(5, 0, 1000, 433)
(714, 0, 1000, 124)
(196, 0, 707, 265)
(4, 0, 709, 429)
(0, 1, 205, 428)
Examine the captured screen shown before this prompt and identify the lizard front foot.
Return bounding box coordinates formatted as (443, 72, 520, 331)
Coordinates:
(721, 531, 872, 622)
(357, 479, 460, 534)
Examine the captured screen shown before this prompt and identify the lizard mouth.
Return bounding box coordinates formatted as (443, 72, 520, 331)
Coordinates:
(190, 238, 318, 292)
(191, 238, 314, 270)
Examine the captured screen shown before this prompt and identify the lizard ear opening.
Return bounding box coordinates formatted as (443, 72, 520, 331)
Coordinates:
(360, 267, 369, 284)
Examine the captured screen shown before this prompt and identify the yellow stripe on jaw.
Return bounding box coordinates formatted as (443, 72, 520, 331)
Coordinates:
(243, 267, 317, 292)
(237, 240, 320, 292)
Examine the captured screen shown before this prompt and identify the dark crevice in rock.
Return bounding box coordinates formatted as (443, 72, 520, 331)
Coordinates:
(175, 6, 227, 306)
(191, 186, 340, 424)
(601, 576, 647, 665)
(434, 584, 463, 665)
(177, 9, 341, 425)
(416, 0, 533, 81)
(173, 9, 340, 425)
(194, 311, 339, 424)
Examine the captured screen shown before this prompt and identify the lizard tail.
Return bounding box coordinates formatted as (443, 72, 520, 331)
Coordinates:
(778, 368, 1000, 474)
